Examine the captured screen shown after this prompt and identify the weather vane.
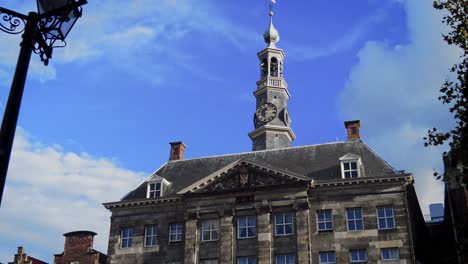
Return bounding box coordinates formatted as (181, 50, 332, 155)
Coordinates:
(269, 0, 276, 16)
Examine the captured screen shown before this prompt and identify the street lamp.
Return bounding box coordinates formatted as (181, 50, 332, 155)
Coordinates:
(0, 0, 87, 206)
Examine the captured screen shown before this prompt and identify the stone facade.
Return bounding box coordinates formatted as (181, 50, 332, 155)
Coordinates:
(104, 164, 426, 264)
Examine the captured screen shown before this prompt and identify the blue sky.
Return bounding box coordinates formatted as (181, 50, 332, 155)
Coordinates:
(0, 0, 458, 262)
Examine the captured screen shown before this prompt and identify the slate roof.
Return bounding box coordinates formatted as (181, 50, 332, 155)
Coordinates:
(122, 141, 398, 201)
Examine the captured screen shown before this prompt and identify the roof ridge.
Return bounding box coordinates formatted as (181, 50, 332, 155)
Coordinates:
(166, 141, 348, 164)
(361, 141, 398, 173)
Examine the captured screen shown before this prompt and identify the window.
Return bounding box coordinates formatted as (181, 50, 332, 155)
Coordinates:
(71, 262, 79, 264)
(238, 257, 256, 264)
(275, 254, 295, 264)
(346, 208, 364, 231)
(350, 249, 368, 263)
(275, 213, 294, 236)
(144, 225, 158, 247)
(238, 216, 256, 239)
(381, 248, 399, 261)
(317, 210, 333, 232)
(169, 223, 183, 242)
(339, 154, 362, 179)
(200, 259, 218, 264)
(319, 252, 336, 264)
(343, 161, 358, 178)
(201, 219, 219, 241)
(147, 182, 161, 198)
(121, 227, 133, 248)
(377, 207, 395, 230)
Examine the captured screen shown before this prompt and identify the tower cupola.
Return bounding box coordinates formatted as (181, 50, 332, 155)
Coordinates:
(263, 10, 280, 47)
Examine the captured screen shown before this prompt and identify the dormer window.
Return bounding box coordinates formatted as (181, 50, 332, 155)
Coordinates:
(147, 182, 162, 198)
(146, 175, 172, 199)
(339, 153, 363, 179)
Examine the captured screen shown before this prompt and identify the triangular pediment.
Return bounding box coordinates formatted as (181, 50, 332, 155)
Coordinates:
(177, 159, 310, 194)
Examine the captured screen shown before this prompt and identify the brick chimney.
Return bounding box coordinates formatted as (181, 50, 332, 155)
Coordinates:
(169, 142, 187, 161)
(344, 120, 361, 141)
(63, 231, 96, 255)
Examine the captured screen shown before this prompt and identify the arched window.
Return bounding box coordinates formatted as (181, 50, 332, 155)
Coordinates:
(270, 57, 278, 77)
(261, 58, 268, 78)
(280, 61, 283, 77)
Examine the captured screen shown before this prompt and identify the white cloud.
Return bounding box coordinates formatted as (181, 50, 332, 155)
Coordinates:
(0, 129, 146, 262)
(338, 0, 459, 214)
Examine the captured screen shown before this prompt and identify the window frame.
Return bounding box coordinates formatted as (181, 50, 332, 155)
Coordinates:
(317, 210, 333, 232)
(169, 223, 184, 242)
(275, 254, 295, 264)
(349, 249, 368, 263)
(147, 181, 162, 198)
(120, 227, 133, 249)
(201, 219, 220, 242)
(339, 154, 362, 179)
(381, 248, 400, 261)
(274, 212, 294, 236)
(237, 216, 256, 239)
(318, 251, 336, 264)
(377, 207, 395, 230)
(346, 208, 364, 231)
(144, 225, 158, 247)
(341, 161, 359, 178)
(237, 257, 256, 264)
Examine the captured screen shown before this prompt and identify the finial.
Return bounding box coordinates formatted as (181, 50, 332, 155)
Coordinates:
(269, 0, 275, 17)
(264, 0, 279, 47)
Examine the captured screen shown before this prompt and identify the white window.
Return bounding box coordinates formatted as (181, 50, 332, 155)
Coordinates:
(200, 259, 218, 264)
(381, 248, 399, 261)
(144, 225, 158, 247)
(71, 262, 79, 264)
(350, 249, 367, 263)
(275, 213, 294, 236)
(169, 223, 183, 242)
(377, 207, 395, 230)
(317, 210, 333, 232)
(342, 161, 359, 178)
(346, 208, 364, 231)
(238, 216, 256, 239)
(238, 257, 256, 264)
(339, 154, 362, 179)
(201, 219, 219, 241)
(121, 227, 133, 248)
(319, 252, 336, 264)
(275, 255, 295, 264)
(147, 182, 161, 198)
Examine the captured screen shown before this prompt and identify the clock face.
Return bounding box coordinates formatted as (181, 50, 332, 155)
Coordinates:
(256, 103, 277, 122)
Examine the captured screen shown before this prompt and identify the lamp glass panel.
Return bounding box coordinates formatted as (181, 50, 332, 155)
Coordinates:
(59, 8, 79, 39)
(37, 0, 70, 14)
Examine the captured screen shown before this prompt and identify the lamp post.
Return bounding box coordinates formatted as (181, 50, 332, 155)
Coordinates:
(0, 0, 87, 206)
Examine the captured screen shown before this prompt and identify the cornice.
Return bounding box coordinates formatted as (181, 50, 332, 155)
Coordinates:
(248, 125, 296, 141)
(103, 197, 180, 210)
(309, 174, 413, 188)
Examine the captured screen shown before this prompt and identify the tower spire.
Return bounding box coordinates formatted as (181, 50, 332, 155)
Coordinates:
(249, 0, 296, 151)
(264, 0, 280, 48)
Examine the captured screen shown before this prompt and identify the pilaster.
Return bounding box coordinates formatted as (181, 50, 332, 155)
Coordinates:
(296, 208, 311, 263)
(184, 217, 199, 264)
(220, 215, 234, 263)
(257, 209, 272, 264)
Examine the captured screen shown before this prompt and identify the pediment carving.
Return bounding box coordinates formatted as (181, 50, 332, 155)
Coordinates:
(198, 164, 304, 193)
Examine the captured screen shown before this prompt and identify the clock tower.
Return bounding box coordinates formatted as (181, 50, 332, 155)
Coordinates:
(249, 4, 295, 151)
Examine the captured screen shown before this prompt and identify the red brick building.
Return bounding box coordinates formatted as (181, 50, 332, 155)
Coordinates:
(53, 231, 107, 264)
